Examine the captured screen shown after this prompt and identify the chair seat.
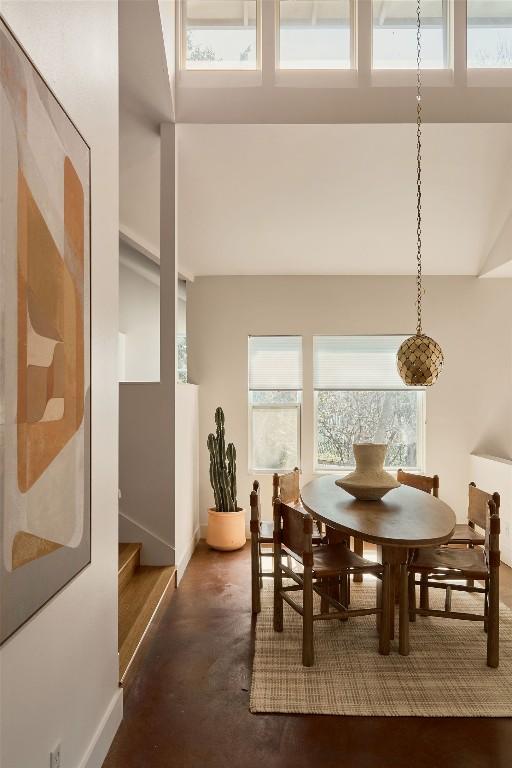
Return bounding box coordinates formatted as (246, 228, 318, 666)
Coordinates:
(412, 546, 488, 579)
(259, 520, 323, 545)
(311, 544, 381, 578)
(448, 523, 485, 546)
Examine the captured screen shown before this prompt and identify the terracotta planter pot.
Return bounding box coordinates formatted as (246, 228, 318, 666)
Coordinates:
(207, 507, 246, 551)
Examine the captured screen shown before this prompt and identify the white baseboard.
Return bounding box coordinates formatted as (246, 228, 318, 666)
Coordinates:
(176, 526, 200, 585)
(119, 511, 174, 565)
(79, 688, 123, 768)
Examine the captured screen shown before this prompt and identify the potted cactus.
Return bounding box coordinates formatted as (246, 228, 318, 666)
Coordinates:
(206, 407, 245, 551)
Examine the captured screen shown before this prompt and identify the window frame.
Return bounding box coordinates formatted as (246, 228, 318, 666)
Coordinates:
(312, 334, 426, 475)
(370, 0, 454, 85)
(275, 0, 356, 73)
(175, 0, 512, 91)
(248, 395, 302, 474)
(466, 0, 512, 84)
(179, 0, 262, 73)
(248, 334, 303, 474)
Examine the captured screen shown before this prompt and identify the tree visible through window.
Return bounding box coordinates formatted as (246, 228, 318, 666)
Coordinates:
(316, 390, 420, 469)
(187, 30, 216, 62)
(467, 0, 512, 68)
(177, 334, 188, 384)
(183, 0, 258, 70)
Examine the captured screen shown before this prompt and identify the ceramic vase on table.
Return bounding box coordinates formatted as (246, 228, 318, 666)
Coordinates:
(336, 443, 400, 501)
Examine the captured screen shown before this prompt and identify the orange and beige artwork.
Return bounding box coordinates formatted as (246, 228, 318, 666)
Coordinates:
(0, 20, 90, 643)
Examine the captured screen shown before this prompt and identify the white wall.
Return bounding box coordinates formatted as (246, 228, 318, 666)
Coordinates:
(470, 454, 512, 567)
(175, 384, 200, 582)
(118, 124, 176, 568)
(0, 3, 120, 768)
(188, 276, 512, 531)
(119, 241, 160, 382)
(119, 114, 160, 253)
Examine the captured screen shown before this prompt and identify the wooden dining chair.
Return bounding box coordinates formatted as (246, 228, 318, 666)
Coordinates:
(400, 495, 500, 667)
(273, 497, 391, 666)
(446, 482, 496, 548)
(250, 480, 271, 614)
(397, 469, 440, 497)
(272, 467, 301, 507)
(273, 467, 325, 540)
(250, 468, 322, 613)
(398, 469, 440, 609)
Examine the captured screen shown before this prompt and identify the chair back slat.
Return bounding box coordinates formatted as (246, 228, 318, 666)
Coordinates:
(273, 468, 300, 505)
(250, 480, 261, 524)
(485, 496, 501, 559)
(274, 499, 312, 559)
(397, 469, 439, 497)
(469, 483, 499, 530)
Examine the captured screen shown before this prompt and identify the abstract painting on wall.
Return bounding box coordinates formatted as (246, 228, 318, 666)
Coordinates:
(0, 19, 91, 644)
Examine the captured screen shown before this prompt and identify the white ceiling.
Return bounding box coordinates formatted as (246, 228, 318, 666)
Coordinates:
(177, 123, 512, 277)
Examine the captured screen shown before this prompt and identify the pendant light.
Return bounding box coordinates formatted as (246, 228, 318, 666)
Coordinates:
(397, 0, 444, 387)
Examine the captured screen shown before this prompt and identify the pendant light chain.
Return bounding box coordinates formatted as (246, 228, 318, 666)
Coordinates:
(416, 0, 423, 336)
(397, 0, 444, 386)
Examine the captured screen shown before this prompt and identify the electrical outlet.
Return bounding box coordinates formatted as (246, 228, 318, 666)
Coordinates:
(50, 744, 61, 768)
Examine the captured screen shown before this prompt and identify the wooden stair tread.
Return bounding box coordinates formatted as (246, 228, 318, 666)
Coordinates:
(119, 565, 176, 682)
(118, 543, 142, 594)
(118, 542, 141, 574)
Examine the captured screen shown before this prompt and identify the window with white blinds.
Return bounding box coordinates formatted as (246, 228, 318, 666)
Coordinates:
(314, 335, 425, 472)
(248, 336, 302, 471)
(314, 335, 410, 391)
(249, 336, 302, 391)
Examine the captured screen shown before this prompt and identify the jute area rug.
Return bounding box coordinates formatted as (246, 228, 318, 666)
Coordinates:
(250, 580, 512, 716)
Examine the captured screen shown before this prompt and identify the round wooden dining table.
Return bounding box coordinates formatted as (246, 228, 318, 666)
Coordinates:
(301, 475, 456, 638)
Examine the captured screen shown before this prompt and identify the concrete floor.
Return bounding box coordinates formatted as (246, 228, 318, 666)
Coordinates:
(104, 542, 512, 768)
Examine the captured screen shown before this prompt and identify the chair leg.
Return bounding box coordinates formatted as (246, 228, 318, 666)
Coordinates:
(251, 533, 261, 614)
(399, 563, 410, 656)
(273, 553, 283, 634)
(259, 545, 264, 589)
(467, 543, 474, 589)
(408, 571, 416, 622)
(379, 562, 391, 656)
(302, 565, 314, 667)
(320, 578, 329, 614)
(484, 586, 489, 633)
(444, 586, 452, 613)
(419, 573, 430, 610)
(287, 554, 293, 572)
(487, 571, 499, 668)
(339, 574, 348, 622)
(353, 537, 364, 583)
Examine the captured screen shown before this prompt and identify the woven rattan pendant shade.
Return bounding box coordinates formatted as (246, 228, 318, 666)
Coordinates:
(397, 334, 444, 387)
(396, 0, 444, 388)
